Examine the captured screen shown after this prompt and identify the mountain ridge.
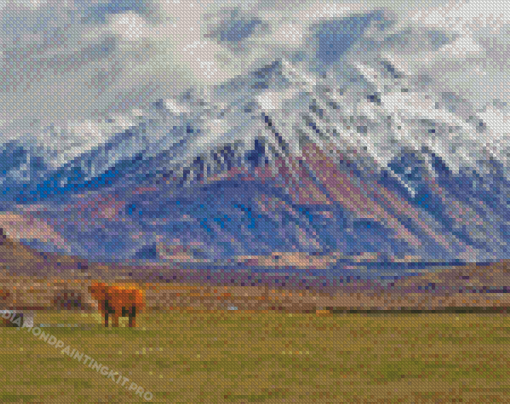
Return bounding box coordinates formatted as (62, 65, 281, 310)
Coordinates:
(0, 55, 509, 264)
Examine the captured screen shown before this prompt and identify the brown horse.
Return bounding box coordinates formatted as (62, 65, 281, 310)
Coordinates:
(89, 282, 145, 327)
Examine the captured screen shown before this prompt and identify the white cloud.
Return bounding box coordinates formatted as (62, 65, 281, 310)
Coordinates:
(108, 11, 147, 41)
(0, 0, 510, 160)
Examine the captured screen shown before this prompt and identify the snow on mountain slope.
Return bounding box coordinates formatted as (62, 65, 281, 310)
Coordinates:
(1, 6, 509, 264)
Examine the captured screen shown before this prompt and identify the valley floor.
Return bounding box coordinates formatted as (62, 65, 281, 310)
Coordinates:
(2, 261, 510, 314)
(1, 310, 510, 403)
(1, 268, 510, 402)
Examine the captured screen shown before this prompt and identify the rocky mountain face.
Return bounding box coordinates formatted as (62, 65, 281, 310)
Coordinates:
(0, 14, 509, 267)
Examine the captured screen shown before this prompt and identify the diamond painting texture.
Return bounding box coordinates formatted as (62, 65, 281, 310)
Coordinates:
(1, 0, 510, 402)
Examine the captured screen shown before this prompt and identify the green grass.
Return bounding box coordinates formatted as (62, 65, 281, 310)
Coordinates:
(1, 311, 510, 402)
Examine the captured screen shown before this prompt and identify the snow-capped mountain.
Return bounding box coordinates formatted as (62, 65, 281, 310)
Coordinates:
(1, 9, 509, 265)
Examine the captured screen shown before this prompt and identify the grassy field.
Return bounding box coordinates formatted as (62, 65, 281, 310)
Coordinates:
(1, 311, 510, 403)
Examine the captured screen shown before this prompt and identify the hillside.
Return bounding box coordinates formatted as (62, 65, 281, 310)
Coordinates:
(1, 229, 510, 313)
(0, 227, 91, 275)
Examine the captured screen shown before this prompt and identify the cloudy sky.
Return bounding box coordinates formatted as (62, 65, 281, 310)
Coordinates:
(0, 0, 509, 151)
(1, 0, 510, 262)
